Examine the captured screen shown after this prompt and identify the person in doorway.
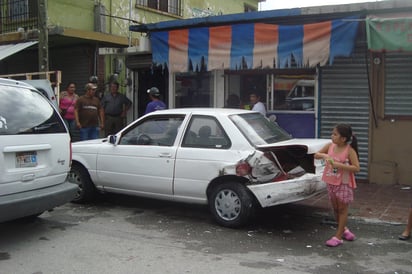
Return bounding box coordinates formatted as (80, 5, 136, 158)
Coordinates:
(398, 206, 412, 240)
(59, 82, 79, 138)
(315, 124, 360, 247)
(249, 92, 266, 116)
(225, 94, 241, 108)
(145, 87, 166, 114)
(101, 81, 132, 136)
(74, 83, 104, 141)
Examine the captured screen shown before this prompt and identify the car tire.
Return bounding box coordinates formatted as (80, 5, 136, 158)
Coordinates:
(209, 182, 255, 228)
(69, 164, 96, 203)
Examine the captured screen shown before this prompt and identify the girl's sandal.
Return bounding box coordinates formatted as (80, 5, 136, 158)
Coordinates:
(326, 236, 343, 247)
(343, 229, 356, 241)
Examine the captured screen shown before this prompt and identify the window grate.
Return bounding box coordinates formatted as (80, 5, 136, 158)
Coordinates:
(0, 0, 38, 34)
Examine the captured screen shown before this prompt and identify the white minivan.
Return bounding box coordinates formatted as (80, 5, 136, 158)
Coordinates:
(0, 78, 78, 222)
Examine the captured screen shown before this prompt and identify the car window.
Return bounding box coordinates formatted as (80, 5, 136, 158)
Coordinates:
(230, 113, 291, 146)
(289, 98, 314, 111)
(182, 115, 231, 149)
(119, 116, 184, 146)
(0, 85, 66, 135)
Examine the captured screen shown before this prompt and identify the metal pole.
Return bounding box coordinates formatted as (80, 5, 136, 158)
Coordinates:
(38, 0, 49, 74)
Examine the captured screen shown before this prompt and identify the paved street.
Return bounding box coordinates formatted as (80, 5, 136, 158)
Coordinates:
(0, 193, 411, 274)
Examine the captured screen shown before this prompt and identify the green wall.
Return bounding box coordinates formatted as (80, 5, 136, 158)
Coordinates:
(47, 0, 260, 37)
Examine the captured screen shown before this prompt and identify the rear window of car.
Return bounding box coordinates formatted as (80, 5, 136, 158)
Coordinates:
(230, 113, 291, 146)
(0, 84, 66, 135)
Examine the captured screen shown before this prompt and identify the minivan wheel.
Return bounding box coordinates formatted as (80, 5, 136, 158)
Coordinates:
(68, 164, 96, 203)
(209, 182, 255, 228)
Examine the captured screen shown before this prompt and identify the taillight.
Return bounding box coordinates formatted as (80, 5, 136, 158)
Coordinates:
(236, 161, 252, 176)
(69, 141, 72, 166)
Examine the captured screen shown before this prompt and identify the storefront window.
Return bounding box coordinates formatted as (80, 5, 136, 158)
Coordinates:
(175, 72, 214, 108)
(274, 78, 315, 111)
(225, 74, 315, 112)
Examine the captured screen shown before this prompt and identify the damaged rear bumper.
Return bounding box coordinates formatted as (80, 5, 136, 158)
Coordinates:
(247, 173, 326, 208)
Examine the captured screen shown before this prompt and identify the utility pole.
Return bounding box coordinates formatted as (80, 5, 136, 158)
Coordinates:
(38, 0, 49, 75)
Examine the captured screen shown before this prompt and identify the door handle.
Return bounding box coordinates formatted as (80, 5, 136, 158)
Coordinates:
(22, 173, 35, 182)
(159, 153, 172, 158)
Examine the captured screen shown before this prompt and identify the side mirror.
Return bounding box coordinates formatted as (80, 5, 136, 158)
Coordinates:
(109, 135, 117, 144)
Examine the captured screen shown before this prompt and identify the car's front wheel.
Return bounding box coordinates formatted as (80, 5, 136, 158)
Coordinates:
(68, 163, 96, 203)
(209, 182, 255, 228)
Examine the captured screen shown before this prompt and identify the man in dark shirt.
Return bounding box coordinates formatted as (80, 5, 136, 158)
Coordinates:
(74, 83, 104, 140)
(101, 81, 132, 136)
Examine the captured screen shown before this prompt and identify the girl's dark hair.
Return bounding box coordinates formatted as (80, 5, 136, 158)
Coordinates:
(335, 124, 359, 158)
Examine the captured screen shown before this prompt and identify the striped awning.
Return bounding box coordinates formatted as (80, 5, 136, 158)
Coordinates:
(150, 16, 359, 72)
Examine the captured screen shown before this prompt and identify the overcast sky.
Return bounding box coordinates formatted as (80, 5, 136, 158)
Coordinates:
(259, 0, 383, 10)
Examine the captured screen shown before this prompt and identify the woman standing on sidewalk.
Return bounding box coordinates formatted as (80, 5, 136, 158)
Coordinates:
(315, 124, 360, 247)
(59, 82, 79, 138)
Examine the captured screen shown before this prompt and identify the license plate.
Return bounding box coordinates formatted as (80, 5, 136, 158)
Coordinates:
(16, 151, 37, 168)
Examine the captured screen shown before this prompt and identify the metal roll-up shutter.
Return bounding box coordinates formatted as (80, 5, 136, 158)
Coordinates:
(50, 46, 92, 94)
(384, 53, 412, 116)
(319, 41, 370, 179)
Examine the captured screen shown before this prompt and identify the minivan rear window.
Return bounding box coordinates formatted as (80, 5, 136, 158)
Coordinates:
(0, 85, 66, 135)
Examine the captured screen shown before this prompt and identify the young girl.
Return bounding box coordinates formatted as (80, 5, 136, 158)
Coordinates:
(315, 124, 360, 247)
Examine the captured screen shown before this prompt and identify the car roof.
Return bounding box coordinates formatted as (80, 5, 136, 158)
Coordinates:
(0, 78, 37, 90)
(146, 108, 257, 116)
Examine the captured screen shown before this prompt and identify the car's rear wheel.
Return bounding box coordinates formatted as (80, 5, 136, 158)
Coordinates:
(68, 164, 96, 203)
(209, 182, 255, 228)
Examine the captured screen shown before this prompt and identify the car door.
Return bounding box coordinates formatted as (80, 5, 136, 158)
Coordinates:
(95, 115, 185, 196)
(174, 115, 238, 202)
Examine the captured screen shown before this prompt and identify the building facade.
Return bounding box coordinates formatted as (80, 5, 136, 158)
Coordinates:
(0, 0, 261, 110)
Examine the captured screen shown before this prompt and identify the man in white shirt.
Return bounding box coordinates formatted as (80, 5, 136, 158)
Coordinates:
(250, 92, 267, 116)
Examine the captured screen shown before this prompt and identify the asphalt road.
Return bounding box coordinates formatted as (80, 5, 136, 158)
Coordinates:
(0, 194, 411, 274)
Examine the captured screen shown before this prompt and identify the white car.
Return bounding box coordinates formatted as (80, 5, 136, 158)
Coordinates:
(70, 108, 329, 227)
(0, 78, 78, 223)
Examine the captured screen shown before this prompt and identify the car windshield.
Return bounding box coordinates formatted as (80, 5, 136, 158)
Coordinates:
(230, 113, 291, 145)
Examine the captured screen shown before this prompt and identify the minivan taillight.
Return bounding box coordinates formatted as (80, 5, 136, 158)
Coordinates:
(69, 141, 72, 166)
(236, 161, 251, 176)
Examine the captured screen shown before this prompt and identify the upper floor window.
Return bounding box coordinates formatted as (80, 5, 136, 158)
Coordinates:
(136, 0, 182, 16)
(244, 4, 257, 12)
(0, 0, 38, 34)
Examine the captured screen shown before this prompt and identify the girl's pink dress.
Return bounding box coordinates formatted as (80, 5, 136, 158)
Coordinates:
(322, 143, 357, 189)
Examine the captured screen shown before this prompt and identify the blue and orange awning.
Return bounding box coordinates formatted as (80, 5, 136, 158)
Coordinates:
(149, 16, 359, 72)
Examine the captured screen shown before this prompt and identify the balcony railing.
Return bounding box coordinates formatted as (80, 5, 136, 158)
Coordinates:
(0, 0, 39, 34)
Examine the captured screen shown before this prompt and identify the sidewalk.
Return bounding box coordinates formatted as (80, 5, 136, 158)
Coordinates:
(296, 183, 412, 225)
